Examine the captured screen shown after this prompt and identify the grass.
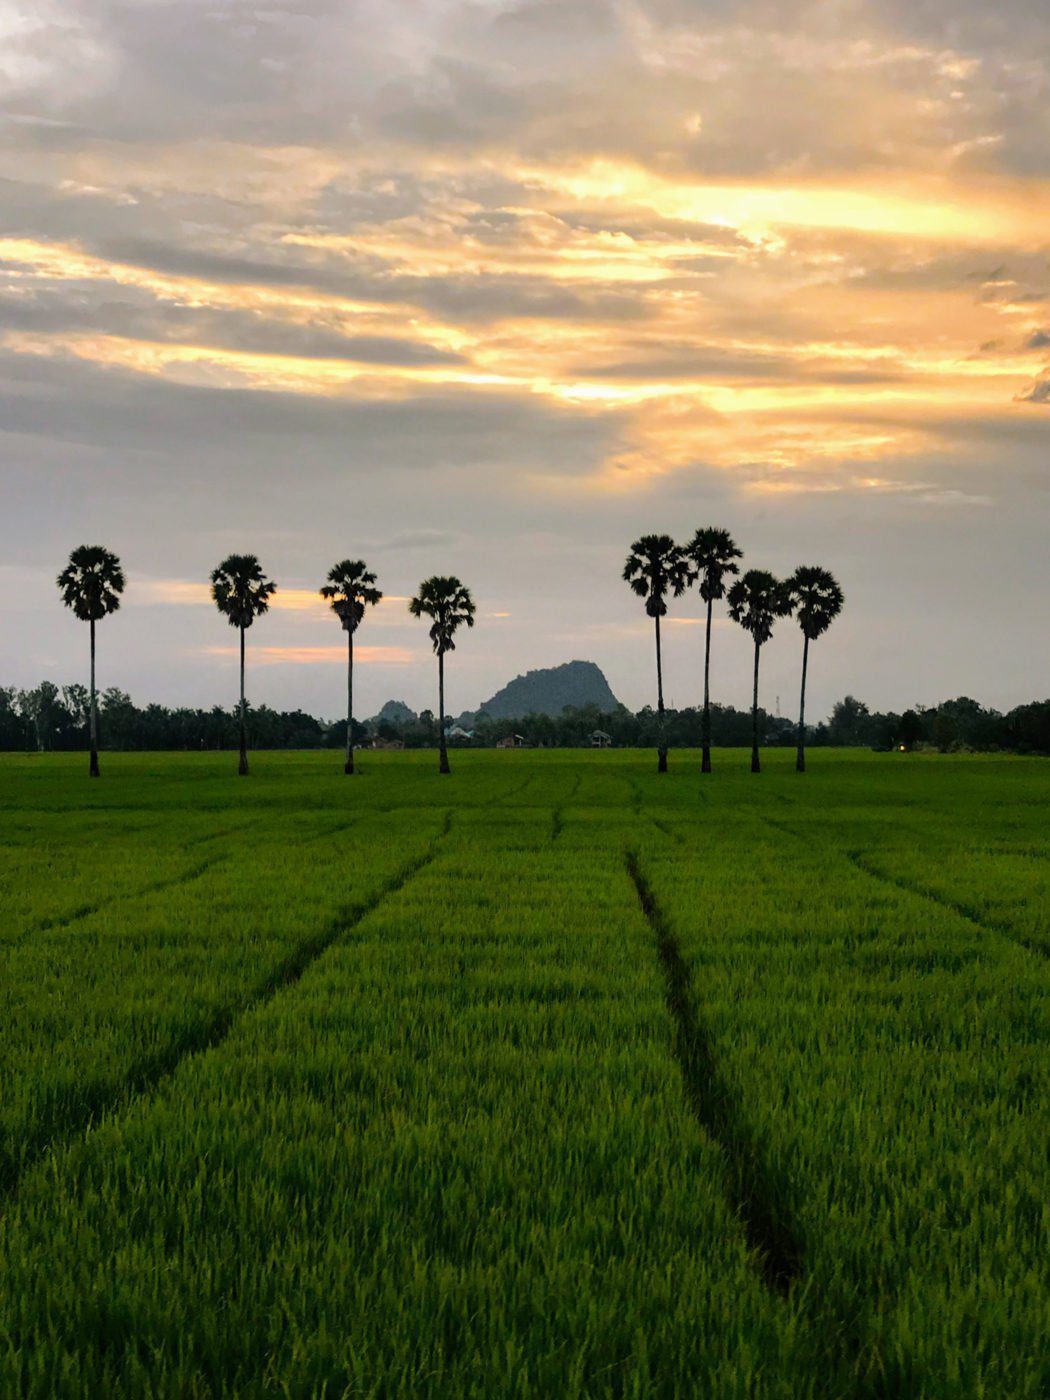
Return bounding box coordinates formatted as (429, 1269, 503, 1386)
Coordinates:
(0, 748, 1046, 1397)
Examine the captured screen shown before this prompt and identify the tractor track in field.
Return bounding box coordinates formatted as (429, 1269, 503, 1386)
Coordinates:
(0, 817, 452, 1203)
(761, 814, 1048, 963)
(846, 852, 1049, 963)
(18, 856, 226, 940)
(626, 850, 803, 1297)
(647, 814, 685, 845)
(550, 774, 582, 841)
(181, 815, 264, 848)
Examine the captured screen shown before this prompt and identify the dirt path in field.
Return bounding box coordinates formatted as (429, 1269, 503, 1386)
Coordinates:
(625, 851, 803, 1296)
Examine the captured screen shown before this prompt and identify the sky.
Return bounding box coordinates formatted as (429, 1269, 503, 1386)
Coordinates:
(2, 0, 1049, 723)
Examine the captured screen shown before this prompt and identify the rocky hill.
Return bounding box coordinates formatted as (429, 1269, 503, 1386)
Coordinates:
(476, 661, 619, 720)
(367, 699, 418, 727)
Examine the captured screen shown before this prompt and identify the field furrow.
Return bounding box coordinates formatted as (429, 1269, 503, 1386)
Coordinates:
(0, 748, 1046, 1396)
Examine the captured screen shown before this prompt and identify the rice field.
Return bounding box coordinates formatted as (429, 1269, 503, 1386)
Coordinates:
(0, 748, 1046, 1398)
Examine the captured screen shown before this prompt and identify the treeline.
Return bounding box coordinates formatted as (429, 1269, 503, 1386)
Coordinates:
(6, 682, 1050, 755)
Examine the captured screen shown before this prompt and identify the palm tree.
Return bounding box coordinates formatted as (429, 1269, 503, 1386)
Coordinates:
(409, 577, 475, 774)
(56, 545, 125, 777)
(685, 527, 743, 774)
(727, 569, 794, 774)
(787, 565, 844, 773)
(320, 559, 382, 774)
(623, 534, 692, 773)
(210, 554, 276, 776)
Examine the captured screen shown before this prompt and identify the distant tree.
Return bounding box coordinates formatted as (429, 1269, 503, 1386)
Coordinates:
(210, 554, 276, 776)
(0, 687, 27, 749)
(56, 545, 125, 776)
(409, 577, 475, 774)
(828, 695, 872, 746)
(787, 565, 844, 772)
(897, 710, 924, 751)
(685, 527, 742, 774)
(18, 681, 66, 752)
(727, 569, 794, 773)
(61, 684, 90, 745)
(100, 687, 138, 749)
(933, 710, 958, 753)
(623, 534, 691, 772)
(320, 559, 383, 775)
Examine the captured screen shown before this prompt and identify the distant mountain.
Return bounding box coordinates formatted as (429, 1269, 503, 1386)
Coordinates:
(477, 661, 620, 720)
(368, 699, 418, 727)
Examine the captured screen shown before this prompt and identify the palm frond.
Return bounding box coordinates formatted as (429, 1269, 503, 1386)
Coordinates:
(787, 565, 845, 641)
(408, 576, 476, 654)
(210, 554, 277, 630)
(56, 545, 125, 623)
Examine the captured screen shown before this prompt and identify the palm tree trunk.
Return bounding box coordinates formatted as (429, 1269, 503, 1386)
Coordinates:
(238, 624, 249, 776)
(438, 650, 450, 774)
(701, 593, 713, 774)
(796, 633, 809, 773)
(89, 617, 100, 778)
(751, 638, 761, 774)
(655, 612, 667, 773)
(345, 630, 355, 774)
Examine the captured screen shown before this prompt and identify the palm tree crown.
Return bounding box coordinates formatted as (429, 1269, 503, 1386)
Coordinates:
(727, 569, 794, 643)
(788, 565, 844, 640)
(210, 554, 276, 628)
(409, 576, 476, 653)
(622, 534, 692, 615)
(57, 546, 125, 621)
(685, 527, 742, 601)
(320, 560, 383, 631)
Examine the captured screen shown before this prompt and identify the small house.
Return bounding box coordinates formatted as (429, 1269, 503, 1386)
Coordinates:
(590, 730, 613, 748)
(496, 734, 528, 749)
(370, 737, 404, 750)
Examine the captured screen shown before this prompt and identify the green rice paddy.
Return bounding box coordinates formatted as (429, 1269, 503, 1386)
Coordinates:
(0, 749, 1046, 1397)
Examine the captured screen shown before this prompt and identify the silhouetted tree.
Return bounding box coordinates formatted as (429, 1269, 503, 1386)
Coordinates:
(56, 545, 125, 776)
(623, 534, 691, 772)
(897, 710, 923, 751)
(320, 559, 382, 775)
(685, 527, 743, 774)
(728, 569, 793, 773)
(409, 577, 475, 774)
(787, 565, 844, 772)
(210, 554, 276, 775)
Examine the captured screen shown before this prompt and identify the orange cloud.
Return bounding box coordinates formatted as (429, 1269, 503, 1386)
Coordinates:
(203, 645, 415, 666)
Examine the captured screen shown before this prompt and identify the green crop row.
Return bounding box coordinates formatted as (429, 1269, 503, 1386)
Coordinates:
(0, 749, 1045, 1396)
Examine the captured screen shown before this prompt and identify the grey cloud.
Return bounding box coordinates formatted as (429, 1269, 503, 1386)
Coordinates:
(1016, 375, 1050, 403)
(0, 283, 468, 365)
(0, 348, 626, 473)
(1024, 329, 1050, 348)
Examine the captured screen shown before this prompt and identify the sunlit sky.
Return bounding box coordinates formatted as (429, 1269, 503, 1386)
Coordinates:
(3, 0, 1049, 721)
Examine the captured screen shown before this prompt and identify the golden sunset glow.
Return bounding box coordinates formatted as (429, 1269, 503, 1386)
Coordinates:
(4, 0, 1049, 715)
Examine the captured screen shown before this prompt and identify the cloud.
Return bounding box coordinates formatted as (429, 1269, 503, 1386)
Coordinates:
(3, 0, 1050, 721)
(202, 645, 415, 667)
(1015, 374, 1050, 403)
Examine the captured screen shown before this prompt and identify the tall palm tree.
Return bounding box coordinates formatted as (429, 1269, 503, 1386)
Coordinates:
(320, 559, 382, 775)
(685, 527, 743, 774)
(409, 576, 475, 774)
(623, 534, 692, 773)
(210, 554, 276, 776)
(787, 565, 844, 773)
(56, 545, 125, 777)
(727, 569, 794, 774)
